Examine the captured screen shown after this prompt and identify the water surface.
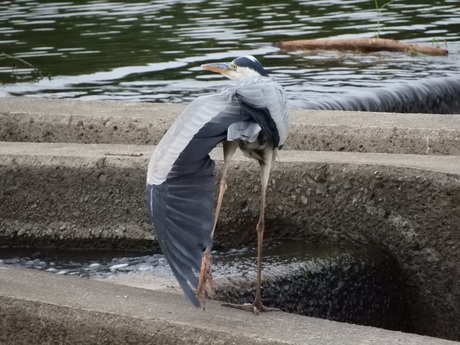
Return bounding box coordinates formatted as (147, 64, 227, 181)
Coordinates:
(1, 0, 459, 105)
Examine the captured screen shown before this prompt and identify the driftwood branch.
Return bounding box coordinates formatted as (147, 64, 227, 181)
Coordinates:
(277, 37, 448, 56)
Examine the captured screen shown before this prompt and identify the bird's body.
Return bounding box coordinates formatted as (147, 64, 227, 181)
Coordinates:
(146, 56, 290, 311)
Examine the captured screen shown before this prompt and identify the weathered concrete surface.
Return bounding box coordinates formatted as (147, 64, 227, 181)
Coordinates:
(1, 97, 460, 155)
(1, 142, 459, 248)
(1, 98, 460, 342)
(1, 266, 458, 345)
(1, 141, 459, 340)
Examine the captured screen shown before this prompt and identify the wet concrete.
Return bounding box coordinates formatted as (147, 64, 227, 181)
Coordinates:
(212, 243, 408, 331)
(0, 242, 408, 332)
(1, 98, 460, 342)
(297, 76, 460, 115)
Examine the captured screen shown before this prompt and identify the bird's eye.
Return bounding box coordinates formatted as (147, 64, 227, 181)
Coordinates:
(230, 64, 237, 70)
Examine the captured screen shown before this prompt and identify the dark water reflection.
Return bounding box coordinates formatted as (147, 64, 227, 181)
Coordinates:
(1, 0, 459, 105)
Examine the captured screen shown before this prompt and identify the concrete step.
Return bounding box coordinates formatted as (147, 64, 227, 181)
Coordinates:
(1, 141, 459, 341)
(1, 97, 460, 155)
(1, 98, 460, 342)
(1, 141, 458, 248)
(1, 266, 458, 345)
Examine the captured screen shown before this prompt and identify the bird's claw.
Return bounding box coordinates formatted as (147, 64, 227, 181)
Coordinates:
(221, 301, 279, 315)
(196, 250, 214, 307)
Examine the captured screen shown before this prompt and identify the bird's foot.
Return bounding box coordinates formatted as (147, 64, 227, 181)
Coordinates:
(196, 250, 214, 309)
(221, 300, 279, 315)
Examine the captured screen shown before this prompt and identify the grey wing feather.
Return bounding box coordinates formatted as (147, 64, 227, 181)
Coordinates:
(147, 94, 232, 185)
(146, 176, 214, 307)
(146, 93, 248, 307)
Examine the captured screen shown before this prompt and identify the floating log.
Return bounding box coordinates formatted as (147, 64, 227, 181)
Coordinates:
(277, 37, 448, 56)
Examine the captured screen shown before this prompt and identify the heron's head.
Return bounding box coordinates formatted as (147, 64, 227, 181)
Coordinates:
(201, 55, 268, 81)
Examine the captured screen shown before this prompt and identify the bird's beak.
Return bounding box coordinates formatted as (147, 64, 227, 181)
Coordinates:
(201, 62, 232, 76)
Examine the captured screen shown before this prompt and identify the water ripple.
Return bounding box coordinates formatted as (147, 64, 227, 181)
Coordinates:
(0, 0, 459, 103)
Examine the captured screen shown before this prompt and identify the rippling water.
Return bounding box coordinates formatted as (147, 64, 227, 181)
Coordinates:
(1, 0, 459, 104)
(0, 244, 295, 280)
(0, 242, 362, 280)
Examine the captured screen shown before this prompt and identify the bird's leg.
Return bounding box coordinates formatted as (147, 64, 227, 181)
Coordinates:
(222, 145, 279, 314)
(196, 248, 213, 309)
(251, 162, 275, 312)
(211, 141, 239, 239)
(196, 141, 238, 306)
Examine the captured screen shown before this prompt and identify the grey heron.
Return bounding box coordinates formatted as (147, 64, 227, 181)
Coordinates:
(146, 55, 290, 313)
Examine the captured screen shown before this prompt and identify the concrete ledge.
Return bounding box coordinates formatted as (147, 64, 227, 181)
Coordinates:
(1, 97, 460, 155)
(1, 266, 458, 345)
(1, 99, 460, 342)
(1, 141, 459, 339)
(1, 142, 459, 248)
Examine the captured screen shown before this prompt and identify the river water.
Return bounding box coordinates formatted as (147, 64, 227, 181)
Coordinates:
(1, 0, 459, 105)
(0, 243, 339, 280)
